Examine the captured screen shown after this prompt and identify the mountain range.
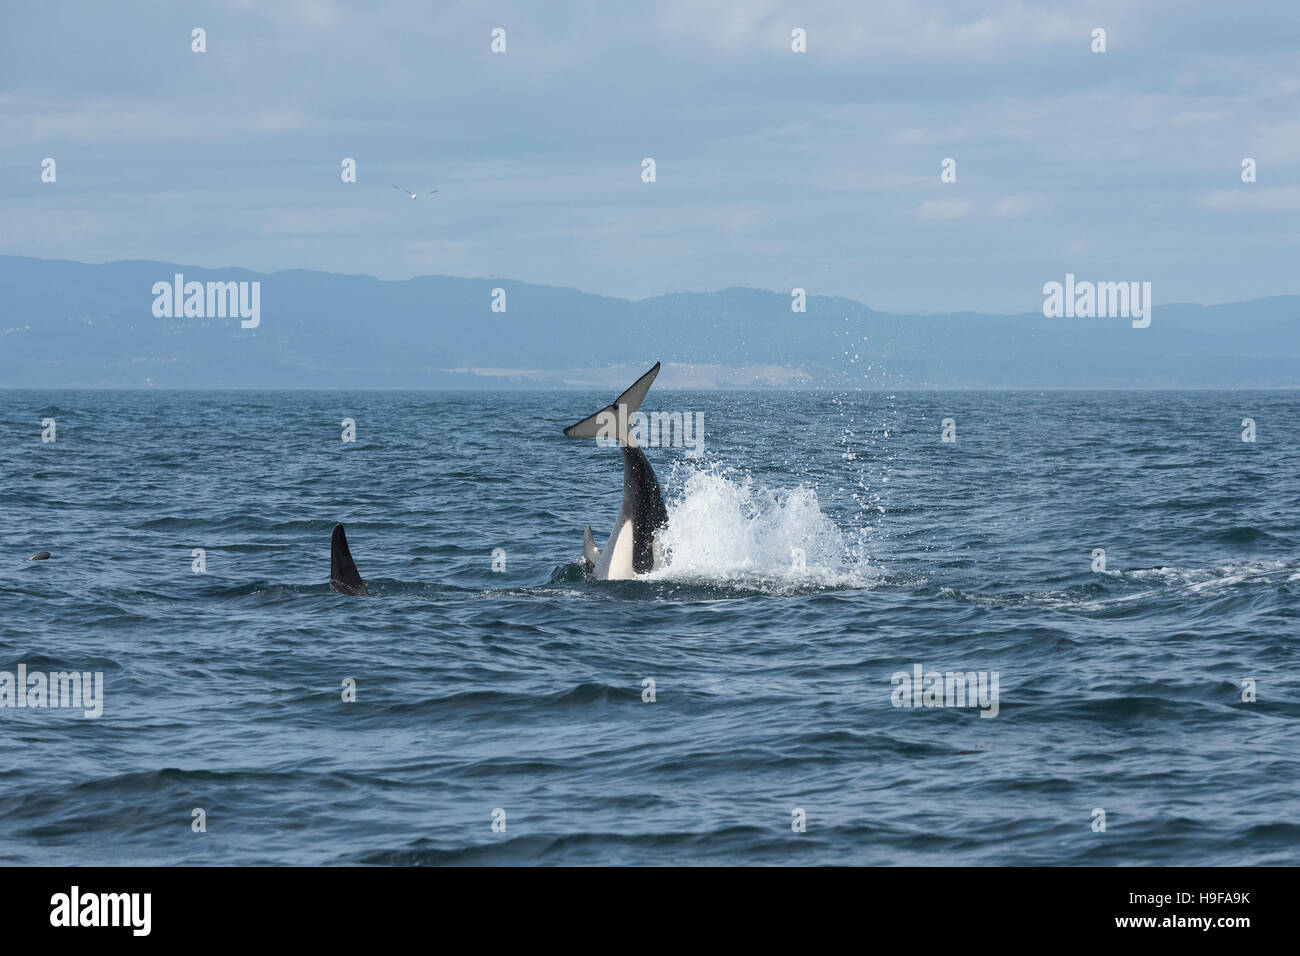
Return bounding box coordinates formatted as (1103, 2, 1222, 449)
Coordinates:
(1, 255, 1296, 388)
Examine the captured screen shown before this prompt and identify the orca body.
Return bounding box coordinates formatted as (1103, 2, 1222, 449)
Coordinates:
(26, 552, 51, 561)
(330, 524, 370, 596)
(564, 363, 670, 580)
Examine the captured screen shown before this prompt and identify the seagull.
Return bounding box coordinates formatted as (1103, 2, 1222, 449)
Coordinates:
(393, 185, 438, 200)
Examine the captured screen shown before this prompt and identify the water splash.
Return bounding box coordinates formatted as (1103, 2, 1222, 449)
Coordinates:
(647, 463, 878, 591)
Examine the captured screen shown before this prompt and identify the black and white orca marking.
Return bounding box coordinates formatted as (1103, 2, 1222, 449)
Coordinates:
(563, 362, 670, 580)
(330, 524, 370, 596)
(25, 551, 51, 561)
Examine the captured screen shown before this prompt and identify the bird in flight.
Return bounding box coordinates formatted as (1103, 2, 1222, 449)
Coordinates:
(393, 185, 438, 199)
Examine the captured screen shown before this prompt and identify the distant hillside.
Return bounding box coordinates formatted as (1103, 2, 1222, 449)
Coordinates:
(0, 256, 1296, 388)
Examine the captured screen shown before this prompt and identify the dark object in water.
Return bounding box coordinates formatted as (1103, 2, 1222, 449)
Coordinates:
(329, 525, 369, 596)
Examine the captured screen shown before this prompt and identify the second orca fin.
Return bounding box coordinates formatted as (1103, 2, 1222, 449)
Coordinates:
(330, 523, 370, 596)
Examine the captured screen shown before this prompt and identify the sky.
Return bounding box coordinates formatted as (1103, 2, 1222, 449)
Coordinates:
(2, 0, 1299, 314)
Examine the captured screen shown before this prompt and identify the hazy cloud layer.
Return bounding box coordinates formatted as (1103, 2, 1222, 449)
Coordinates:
(2, 0, 1298, 312)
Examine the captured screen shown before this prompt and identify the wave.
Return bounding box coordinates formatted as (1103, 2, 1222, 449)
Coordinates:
(937, 558, 1298, 614)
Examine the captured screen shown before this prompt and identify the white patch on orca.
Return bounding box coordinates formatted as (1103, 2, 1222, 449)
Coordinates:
(600, 520, 637, 580)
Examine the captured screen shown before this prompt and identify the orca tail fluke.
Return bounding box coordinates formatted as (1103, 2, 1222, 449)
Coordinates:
(583, 525, 600, 569)
(563, 362, 661, 442)
(330, 524, 370, 596)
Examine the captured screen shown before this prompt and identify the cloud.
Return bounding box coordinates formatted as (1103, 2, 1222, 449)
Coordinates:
(1199, 186, 1300, 210)
(654, 0, 1082, 60)
(1257, 121, 1300, 165)
(918, 199, 973, 219)
(1169, 110, 1229, 125)
(993, 195, 1042, 216)
(0, 0, 1298, 313)
(893, 127, 968, 146)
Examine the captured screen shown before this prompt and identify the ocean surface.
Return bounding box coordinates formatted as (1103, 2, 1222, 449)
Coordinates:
(1, 389, 1297, 866)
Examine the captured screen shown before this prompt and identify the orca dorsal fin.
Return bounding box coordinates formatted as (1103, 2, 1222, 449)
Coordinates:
(563, 362, 661, 443)
(330, 524, 370, 596)
(583, 525, 600, 569)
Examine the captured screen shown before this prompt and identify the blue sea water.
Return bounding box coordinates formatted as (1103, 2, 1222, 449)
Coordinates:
(0, 389, 1297, 866)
